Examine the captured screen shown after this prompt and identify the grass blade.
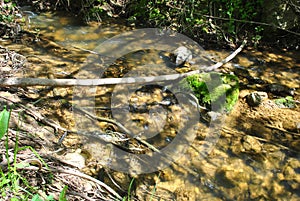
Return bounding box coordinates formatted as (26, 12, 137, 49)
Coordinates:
(59, 185, 68, 201)
(0, 107, 10, 139)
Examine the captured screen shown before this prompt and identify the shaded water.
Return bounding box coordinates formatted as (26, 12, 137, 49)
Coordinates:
(1, 8, 300, 200)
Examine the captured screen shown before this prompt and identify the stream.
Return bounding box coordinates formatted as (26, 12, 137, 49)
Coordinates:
(1, 8, 300, 201)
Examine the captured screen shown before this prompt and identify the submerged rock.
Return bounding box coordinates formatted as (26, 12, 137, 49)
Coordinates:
(266, 84, 295, 96)
(241, 135, 262, 153)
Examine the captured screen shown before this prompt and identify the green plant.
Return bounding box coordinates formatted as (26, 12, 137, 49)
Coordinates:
(274, 96, 295, 108)
(58, 185, 68, 201)
(0, 107, 10, 139)
(149, 172, 160, 201)
(0, 107, 66, 200)
(0, 108, 36, 200)
(122, 178, 135, 201)
(252, 26, 264, 47)
(180, 73, 239, 112)
(31, 185, 68, 201)
(211, 0, 264, 43)
(0, 0, 17, 23)
(81, 0, 114, 22)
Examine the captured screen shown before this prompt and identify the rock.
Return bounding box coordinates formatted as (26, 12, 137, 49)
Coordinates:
(266, 84, 295, 96)
(1, 66, 12, 72)
(245, 91, 268, 107)
(241, 135, 262, 153)
(173, 46, 193, 66)
(215, 161, 251, 188)
(207, 111, 222, 121)
(283, 166, 296, 180)
(63, 149, 87, 169)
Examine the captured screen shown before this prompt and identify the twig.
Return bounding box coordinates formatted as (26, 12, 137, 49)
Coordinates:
(201, 14, 300, 37)
(73, 105, 131, 135)
(74, 102, 199, 177)
(0, 95, 69, 133)
(265, 125, 300, 136)
(1, 88, 200, 177)
(222, 126, 297, 152)
(71, 45, 104, 55)
(0, 93, 158, 153)
(20, 165, 123, 200)
(192, 39, 246, 72)
(51, 167, 123, 200)
(73, 105, 161, 153)
(105, 169, 125, 192)
(0, 40, 246, 87)
(67, 191, 97, 201)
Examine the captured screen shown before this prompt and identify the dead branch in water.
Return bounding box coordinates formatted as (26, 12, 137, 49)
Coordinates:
(0, 40, 247, 87)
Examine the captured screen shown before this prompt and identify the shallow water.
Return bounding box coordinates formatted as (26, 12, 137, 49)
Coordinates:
(1, 8, 299, 200)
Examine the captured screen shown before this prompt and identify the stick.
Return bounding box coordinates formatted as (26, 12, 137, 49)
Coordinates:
(0, 95, 69, 133)
(222, 126, 298, 152)
(20, 165, 123, 200)
(0, 40, 247, 87)
(73, 105, 161, 152)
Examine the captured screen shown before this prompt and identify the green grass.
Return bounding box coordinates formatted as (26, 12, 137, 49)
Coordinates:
(0, 107, 68, 201)
(149, 172, 160, 201)
(0, 107, 10, 139)
(121, 173, 160, 201)
(122, 178, 135, 201)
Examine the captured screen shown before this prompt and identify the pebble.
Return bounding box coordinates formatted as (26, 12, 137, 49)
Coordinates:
(245, 91, 268, 107)
(173, 46, 193, 66)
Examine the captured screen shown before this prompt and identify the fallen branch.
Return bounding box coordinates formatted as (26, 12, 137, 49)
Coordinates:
(0, 40, 247, 87)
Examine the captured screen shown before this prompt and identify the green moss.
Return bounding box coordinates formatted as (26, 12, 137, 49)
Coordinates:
(180, 73, 239, 112)
(274, 96, 295, 108)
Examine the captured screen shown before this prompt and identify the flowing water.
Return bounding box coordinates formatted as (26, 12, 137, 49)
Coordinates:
(1, 8, 300, 200)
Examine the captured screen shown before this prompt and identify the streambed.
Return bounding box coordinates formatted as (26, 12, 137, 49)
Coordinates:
(0, 8, 299, 201)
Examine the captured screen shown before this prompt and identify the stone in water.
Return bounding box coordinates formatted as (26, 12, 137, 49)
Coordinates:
(173, 46, 193, 66)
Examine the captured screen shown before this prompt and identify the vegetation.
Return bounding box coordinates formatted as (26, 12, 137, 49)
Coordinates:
(126, 0, 264, 45)
(0, 1, 299, 200)
(274, 96, 295, 108)
(181, 73, 239, 112)
(8, 0, 298, 48)
(124, 0, 298, 48)
(0, 107, 68, 200)
(0, 107, 10, 139)
(0, 0, 17, 24)
(122, 178, 135, 201)
(0, 0, 23, 37)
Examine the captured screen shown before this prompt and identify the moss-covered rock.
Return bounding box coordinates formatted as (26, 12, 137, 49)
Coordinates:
(180, 72, 239, 112)
(274, 96, 295, 108)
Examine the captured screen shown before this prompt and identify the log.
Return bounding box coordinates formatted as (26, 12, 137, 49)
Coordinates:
(0, 40, 247, 87)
